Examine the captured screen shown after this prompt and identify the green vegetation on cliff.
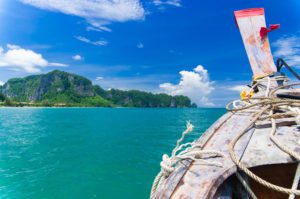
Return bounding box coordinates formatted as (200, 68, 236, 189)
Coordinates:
(98, 89, 193, 107)
(0, 70, 111, 107)
(0, 70, 195, 107)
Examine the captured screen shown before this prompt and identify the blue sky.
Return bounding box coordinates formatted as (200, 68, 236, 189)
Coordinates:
(0, 0, 300, 107)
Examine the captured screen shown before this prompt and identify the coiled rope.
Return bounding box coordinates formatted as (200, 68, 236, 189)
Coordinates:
(150, 122, 225, 198)
(150, 80, 300, 198)
(227, 82, 300, 196)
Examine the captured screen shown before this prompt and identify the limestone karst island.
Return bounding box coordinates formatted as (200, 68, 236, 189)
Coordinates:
(0, 70, 195, 107)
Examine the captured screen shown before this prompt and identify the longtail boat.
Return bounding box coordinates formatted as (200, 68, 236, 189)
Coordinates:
(151, 8, 300, 199)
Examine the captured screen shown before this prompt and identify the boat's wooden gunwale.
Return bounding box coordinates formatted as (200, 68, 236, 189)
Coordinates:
(152, 6, 300, 199)
(171, 111, 259, 199)
(153, 112, 234, 198)
(154, 108, 300, 199)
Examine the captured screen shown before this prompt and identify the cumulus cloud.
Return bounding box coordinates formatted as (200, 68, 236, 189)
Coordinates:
(153, 0, 182, 7)
(0, 80, 4, 86)
(273, 36, 300, 68)
(75, 36, 108, 46)
(137, 42, 144, 49)
(160, 65, 215, 106)
(72, 54, 83, 61)
(0, 44, 67, 73)
(20, 0, 145, 32)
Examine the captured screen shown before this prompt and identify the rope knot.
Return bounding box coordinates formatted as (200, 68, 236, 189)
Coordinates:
(151, 121, 224, 198)
(160, 154, 174, 177)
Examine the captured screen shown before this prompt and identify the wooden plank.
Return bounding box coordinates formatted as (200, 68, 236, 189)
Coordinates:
(170, 111, 258, 199)
(255, 118, 296, 129)
(240, 127, 296, 167)
(153, 112, 233, 199)
(249, 163, 298, 199)
(234, 8, 277, 78)
(153, 81, 300, 198)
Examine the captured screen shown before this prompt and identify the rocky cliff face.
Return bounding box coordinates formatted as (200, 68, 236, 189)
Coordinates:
(1, 70, 96, 102)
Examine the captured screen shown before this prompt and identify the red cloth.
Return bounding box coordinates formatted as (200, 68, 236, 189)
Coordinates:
(260, 24, 280, 39)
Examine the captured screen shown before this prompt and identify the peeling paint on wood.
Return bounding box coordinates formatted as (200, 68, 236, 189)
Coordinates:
(234, 8, 277, 79)
(153, 108, 300, 198)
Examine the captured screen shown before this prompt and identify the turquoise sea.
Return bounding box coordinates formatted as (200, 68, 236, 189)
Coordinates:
(0, 108, 225, 199)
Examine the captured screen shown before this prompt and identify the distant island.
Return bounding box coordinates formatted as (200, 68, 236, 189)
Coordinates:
(0, 70, 196, 108)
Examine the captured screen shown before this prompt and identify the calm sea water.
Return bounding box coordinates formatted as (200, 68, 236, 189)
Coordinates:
(0, 108, 225, 199)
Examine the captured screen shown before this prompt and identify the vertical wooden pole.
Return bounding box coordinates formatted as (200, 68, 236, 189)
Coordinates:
(234, 8, 277, 79)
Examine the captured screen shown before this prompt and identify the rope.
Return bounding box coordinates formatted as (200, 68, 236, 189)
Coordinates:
(226, 98, 300, 112)
(228, 106, 300, 195)
(288, 163, 300, 199)
(288, 106, 300, 125)
(150, 122, 225, 198)
(227, 81, 300, 196)
(259, 112, 297, 120)
(265, 76, 271, 97)
(269, 109, 300, 161)
(151, 79, 300, 198)
(236, 172, 258, 199)
(269, 82, 300, 97)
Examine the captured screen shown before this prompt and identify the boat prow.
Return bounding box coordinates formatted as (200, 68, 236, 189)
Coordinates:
(151, 8, 300, 199)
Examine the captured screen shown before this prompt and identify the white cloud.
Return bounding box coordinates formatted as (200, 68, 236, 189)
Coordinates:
(228, 85, 249, 92)
(96, 76, 104, 81)
(273, 36, 300, 68)
(0, 44, 67, 73)
(85, 20, 113, 32)
(20, 0, 145, 31)
(86, 25, 112, 33)
(0, 80, 4, 86)
(153, 0, 182, 7)
(48, 62, 68, 67)
(7, 44, 21, 50)
(75, 36, 108, 46)
(160, 65, 215, 107)
(137, 42, 144, 49)
(72, 54, 83, 61)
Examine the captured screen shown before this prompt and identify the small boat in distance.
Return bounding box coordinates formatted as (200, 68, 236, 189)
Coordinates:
(151, 8, 300, 199)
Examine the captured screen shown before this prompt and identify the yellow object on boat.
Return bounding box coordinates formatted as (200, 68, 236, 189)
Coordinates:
(240, 90, 253, 100)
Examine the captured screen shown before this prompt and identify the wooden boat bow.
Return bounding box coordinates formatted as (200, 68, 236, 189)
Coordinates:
(151, 7, 300, 199)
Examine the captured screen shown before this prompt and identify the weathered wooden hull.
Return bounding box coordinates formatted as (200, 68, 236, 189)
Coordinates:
(151, 7, 300, 199)
(216, 163, 300, 199)
(153, 107, 300, 198)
